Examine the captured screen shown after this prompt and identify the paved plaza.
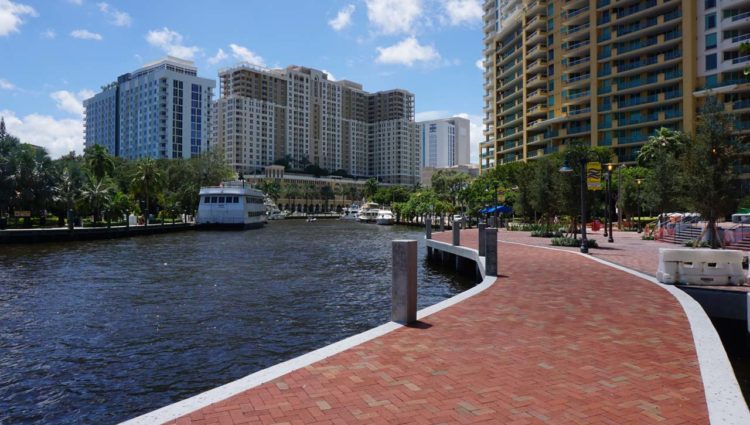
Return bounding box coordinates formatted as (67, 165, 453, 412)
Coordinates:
(163, 229, 714, 425)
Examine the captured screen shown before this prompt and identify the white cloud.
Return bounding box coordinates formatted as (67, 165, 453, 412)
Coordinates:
(70, 29, 102, 40)
(0, 78, 15, 90)
(442, 0, 482, 26)
(229, 43, 265, 66)
(0, 0, 37, 37)
(40, 28, 55, 39)
(207, 48, 228, 65)
(329, 4, 355, 31)
(456, 112, 482, 164)
(68, 0, 83, 5)
(1, 109, 85, 158)
(50, 89, 94, 117)
(475, 58, 483, 71)
(146, 28, 200, 60)
(97, 2, 131, 27)
(375, 37, 440, 66)
(321, 69, 336, 81)
(366, 0, 421, 35)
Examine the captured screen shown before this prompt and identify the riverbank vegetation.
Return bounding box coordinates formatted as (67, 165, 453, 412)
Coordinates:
(0, 120, 233, 228)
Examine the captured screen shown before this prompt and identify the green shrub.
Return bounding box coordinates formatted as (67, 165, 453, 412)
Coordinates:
(684, 240, 710, 248)
(641, 235, 654, 240)
(551, 237, 599, 248)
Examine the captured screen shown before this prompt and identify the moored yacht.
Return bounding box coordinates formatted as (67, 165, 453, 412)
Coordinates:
(265, 197, 286, 220)
(340, 203, 361, 220)
(357, 202, 380, 223)
(375, 208, 394, 225)
(197, 181, 267, 229)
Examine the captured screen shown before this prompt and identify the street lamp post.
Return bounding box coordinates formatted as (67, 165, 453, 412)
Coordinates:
(603, 168, 609, 239)
(607, 164, 614, 243)
(617, 164, 625, 230)
(560, 158, 589, 254)
(636, 178, 642, 233)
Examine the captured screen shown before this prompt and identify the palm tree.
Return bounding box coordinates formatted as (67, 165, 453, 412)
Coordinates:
(85, 144, 115, 181)
(55, 168, 80, 229)
(281, 182, 301, 211)
(320, 185, 335, 212)
(80, 178, 113, 225)
(348, 184, 360, 203)
(334, 184, 347, 207)
(364, 178, 378, 200)
(131, 158, 163, 226)
(304, 183, 318, 212)
(637, 127, 684, 166)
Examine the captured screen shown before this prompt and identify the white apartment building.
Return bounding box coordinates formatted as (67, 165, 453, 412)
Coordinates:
(84, 57, 215, 159)
(418, 116, 471, 168)
(213, 64, 420, 185)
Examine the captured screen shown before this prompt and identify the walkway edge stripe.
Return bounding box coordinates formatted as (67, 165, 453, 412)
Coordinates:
(120, 241, 494, 425)
(502, 240, 750, 425)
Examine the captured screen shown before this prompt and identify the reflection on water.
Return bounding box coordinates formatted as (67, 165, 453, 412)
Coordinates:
(0, 220, 474, 424)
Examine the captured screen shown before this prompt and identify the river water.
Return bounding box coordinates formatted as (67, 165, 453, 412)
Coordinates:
(0, 220, 474, 424)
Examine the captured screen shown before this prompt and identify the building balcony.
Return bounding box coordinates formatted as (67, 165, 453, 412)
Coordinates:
(723, 10, 750, 32)
(527, 88, 548, 101)
(562, 39, 591, 57)
(563, 56, 591, 72)
(527, 104, 548, 117)
(526, 29, 547, 45)
(563, 6, 589, 26)
(526, 74, 548, 89)
(526, 58, 547, 74)
(562, 22, 591, 43)
(526, 44, 548, 60)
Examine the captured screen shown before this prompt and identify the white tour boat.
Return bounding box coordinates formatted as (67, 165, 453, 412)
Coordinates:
(197, 181, 267, 229)
(357, 202, 380, 223)
(340, 203, 361, 220)
(375, 208, 394, 225)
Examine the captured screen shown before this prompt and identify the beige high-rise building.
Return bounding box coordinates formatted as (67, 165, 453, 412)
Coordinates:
(213, 64, 420, 185)
(481, 0, 750, 174)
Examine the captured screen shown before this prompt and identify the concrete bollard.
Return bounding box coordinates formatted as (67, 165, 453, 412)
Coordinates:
(392, 240, 417, 324)
(485, 227, 498, 276)
(452, 220, 461, 246)
(425, 218, 432, 240)
(478, 222, 486, 256)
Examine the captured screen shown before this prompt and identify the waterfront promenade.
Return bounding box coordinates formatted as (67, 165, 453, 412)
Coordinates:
(128, 227, 750, 425)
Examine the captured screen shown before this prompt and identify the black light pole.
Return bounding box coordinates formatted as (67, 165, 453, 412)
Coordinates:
(560, 158, 588, 254)
(607, 163, 614, 243)
(636, 178, 642, 233)
(603, 168, 609, 238)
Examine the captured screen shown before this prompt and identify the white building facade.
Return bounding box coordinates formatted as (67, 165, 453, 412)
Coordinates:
(84, 57, 215, 159)
(418, 116, 471, 169)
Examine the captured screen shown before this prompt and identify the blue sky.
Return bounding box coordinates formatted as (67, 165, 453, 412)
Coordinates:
(0, 0, 484, 161)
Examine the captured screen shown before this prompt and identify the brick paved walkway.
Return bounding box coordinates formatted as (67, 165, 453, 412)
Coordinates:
(495, 228, 750, 293)
(166, 230, 709, 425)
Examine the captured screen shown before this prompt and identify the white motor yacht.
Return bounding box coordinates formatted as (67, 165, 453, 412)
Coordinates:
(357, 202, 380, 223)
(197, 181, 267, 229)
(376, 209, 394, 225)
(340, 203, 361, 220)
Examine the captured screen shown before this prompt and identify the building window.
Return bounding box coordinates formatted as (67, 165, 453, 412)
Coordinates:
(706, 33, 717, 49)
(705, 13, 716, 29)
(704, 0, 716, 9)
(706, 53, 717, 70)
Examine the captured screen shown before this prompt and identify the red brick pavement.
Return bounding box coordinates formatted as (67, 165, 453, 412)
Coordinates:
(494, 228, 750, 293)
(167, 230, 709, 425)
